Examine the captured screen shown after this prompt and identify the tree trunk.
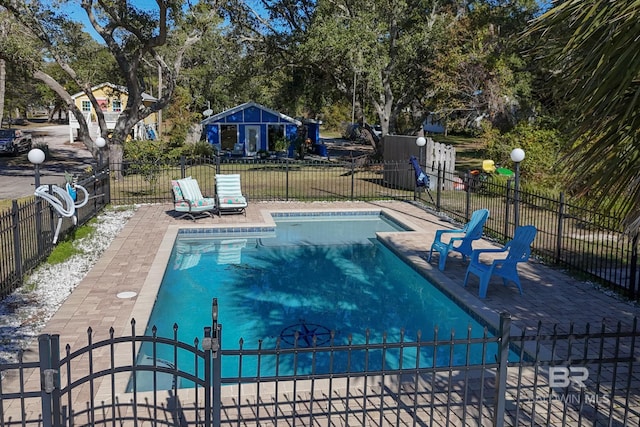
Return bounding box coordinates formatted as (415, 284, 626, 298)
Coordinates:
(109, 143, 124, 180)
(0, 59, 5, 127)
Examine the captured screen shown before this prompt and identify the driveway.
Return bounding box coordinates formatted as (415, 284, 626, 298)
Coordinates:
(0, 124, 95, 201)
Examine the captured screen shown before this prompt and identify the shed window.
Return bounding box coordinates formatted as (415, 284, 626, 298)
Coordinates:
(81, 101, 91, 112)
(267, 124, 285, 151)
(112, 100, 122, 112)
(220, 125, 238, 151)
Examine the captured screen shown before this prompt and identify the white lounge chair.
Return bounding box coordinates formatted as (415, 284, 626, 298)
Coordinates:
(215, 174, 248, 215)
(171, 178, 216, 220)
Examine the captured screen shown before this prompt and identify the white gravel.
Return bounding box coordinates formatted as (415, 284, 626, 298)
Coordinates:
(0, 206, 137, 363)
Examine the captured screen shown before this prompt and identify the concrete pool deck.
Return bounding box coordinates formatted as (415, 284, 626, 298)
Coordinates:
(12, 201, 640, 425)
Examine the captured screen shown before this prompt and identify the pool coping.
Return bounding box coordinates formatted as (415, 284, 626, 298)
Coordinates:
(129, 207, 421, 341)
(128, 205, 540, 389)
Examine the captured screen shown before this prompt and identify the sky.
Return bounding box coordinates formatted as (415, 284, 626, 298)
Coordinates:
(61, 0, 168, 41)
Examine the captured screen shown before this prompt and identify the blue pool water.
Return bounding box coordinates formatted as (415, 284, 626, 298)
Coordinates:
(138, 212, 505, 387)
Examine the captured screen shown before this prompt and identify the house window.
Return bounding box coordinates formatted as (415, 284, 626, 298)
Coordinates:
(81, 101, 91, 112)
(112, 100, 122, 112)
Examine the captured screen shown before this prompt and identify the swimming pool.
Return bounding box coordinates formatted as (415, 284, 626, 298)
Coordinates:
(138, 211, 505, 386)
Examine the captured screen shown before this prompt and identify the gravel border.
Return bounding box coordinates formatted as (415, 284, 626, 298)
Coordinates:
(0, 206, 137, 364)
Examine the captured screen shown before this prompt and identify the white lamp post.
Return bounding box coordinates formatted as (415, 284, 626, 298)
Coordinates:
(28, 148, 46, 187)
(95, 136, 106, 167)
(416, 136, 426, 167)
(29, 148, 46, 252)
(510, 148, 525, 229)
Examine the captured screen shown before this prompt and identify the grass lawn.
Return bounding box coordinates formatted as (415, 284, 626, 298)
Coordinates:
(320, 124, 486, 173)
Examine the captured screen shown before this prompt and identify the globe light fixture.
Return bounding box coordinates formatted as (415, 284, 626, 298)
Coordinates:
(28, 148, 46, 187)
(510, 148, 525, 163)
(416, 136, 427, 167)
(95, 136, 107, 166)
(510, 148, 525, 229)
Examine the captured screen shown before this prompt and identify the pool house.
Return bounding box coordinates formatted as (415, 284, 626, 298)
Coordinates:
(201, 102, 301, 157)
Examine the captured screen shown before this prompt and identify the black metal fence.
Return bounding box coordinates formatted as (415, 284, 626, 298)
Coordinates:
(2, 155, 639, 301)
(424, 171, 640, 299)
(110, 155, 415, 205)
(1, 299, 638, 426)
(109, 155, 640, 299)
(0, 167, 110, 297)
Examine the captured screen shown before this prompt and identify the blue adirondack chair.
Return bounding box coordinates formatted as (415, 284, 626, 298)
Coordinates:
(427, 209, 490, 270)
(464, 225, 537, 298)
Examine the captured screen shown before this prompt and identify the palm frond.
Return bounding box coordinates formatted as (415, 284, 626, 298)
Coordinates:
(527, 0, 640, 233)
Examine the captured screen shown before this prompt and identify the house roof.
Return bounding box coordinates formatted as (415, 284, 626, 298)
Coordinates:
(201, 101, 301, 126)
(70, 82, 157, 102)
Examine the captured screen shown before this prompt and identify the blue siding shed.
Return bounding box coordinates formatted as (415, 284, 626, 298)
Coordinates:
(201, 102, 301, 157)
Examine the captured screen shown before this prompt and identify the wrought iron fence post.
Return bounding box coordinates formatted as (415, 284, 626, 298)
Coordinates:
(36, 197, 44, 258)
(38, 334, 58, 427)
(180, 156, 186, 179)
(504, 179, 512, 238)
(465, 172, 471, 219)
(556, 192, 565, 265)
(104, 167, 111, 205)
(285, 159, 290, 201)
(351, 157, 355, 201)
(11, 200, 23, 284)
(203, 326, 213, 427)
(211, 299, 222, 427)
(92, 173, 98, 217)
(49, 335, 62, 427)
(630, 232, 638, 299)
(413, 162, 418, 201)
(494, 312, 511, 427)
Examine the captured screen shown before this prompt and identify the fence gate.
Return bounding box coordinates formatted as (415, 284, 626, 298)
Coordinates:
(35, 322, 214, 427)
(3, 301, 640, 426)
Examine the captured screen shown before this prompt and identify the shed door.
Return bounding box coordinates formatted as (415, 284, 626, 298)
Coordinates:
(246, 125, 260, 155)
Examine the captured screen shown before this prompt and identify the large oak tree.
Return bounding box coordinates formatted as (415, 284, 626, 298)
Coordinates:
(0, 0, 215, 173)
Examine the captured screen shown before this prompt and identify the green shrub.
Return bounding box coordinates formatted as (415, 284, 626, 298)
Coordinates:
(483, 122, 566, 190)
(187, 141, 214, 157)
(320, 102, 350, 132)
(123, 139, 166, 188)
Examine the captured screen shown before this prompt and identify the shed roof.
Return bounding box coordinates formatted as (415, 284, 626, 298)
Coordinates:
(201, 101, 301, 126)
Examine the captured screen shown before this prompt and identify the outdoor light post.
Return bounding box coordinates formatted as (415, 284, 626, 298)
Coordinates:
(416, 136, 426, 167)
(28, 148, 46, 188)
(95, 136, 106, 168)
(28, 148, 46, 253)
(510, 148, 525, 229)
